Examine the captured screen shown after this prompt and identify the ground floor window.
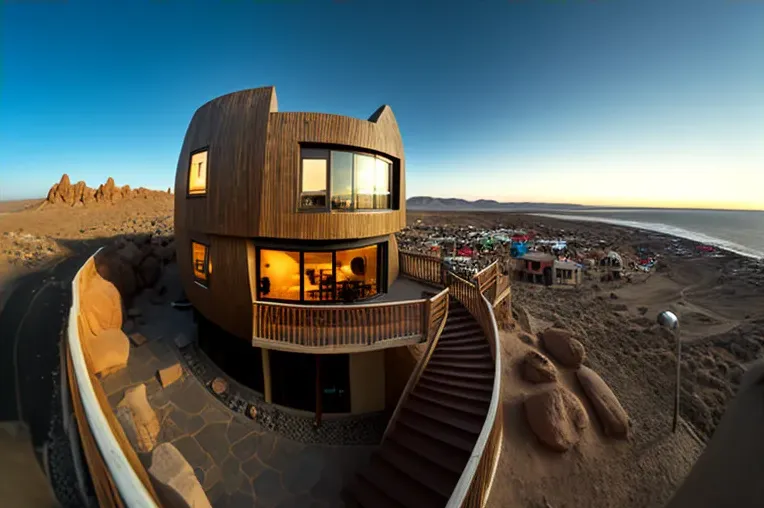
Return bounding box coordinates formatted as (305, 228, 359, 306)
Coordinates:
(257, 242, 385, 303)
(192, 241, 211, 286)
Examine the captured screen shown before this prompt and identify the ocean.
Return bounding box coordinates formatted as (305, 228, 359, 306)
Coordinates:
(532, 209, 764, 260)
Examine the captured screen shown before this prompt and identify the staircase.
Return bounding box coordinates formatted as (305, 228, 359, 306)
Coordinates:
(349, 299, 495, 508)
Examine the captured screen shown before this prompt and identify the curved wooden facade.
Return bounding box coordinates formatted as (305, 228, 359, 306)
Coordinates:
(174, 86, 407, 343)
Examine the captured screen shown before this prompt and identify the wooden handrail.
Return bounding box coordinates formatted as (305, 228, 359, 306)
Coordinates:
(445, 275, 503, 508)
(253, 298, 431, 352)
(399, 250, 446, 286)
(381, 288, 450, 440)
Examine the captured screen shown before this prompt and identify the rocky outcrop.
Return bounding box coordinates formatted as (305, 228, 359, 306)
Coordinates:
(540, 328, 586, 368)
(522, 351, 557, 384)
(159, 364, 183, 388)
(94, 235, 174, 303)
(44, 174, 169, 206)
(89, 328, 130, 377)
(149, 443, 212, 508)
(80, 275, 123, 340)
(117, 384, 160, 453)
(516, 306, 534, 334)
(577, 366, 630, 439)
(524, 386, 589, 452)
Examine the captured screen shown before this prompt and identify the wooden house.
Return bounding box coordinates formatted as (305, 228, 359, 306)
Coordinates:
(173, 86, 440, 416)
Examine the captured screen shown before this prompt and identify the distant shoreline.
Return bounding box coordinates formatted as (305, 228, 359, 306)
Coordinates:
(531, 212, 764, 260)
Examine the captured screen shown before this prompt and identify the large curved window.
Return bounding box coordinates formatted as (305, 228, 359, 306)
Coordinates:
(299, 147, 394, 212)
(257, 243, 385, 303)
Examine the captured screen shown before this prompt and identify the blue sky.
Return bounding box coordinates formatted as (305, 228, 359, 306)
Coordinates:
(2, 0, 763, 209)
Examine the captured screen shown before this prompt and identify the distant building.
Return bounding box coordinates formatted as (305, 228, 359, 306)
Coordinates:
(512, 252, 581, 286)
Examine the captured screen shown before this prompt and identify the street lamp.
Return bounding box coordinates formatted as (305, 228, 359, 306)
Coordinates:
(657, 310, 681, 433)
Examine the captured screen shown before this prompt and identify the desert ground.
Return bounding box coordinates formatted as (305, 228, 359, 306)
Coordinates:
(1, 192, 763, 507)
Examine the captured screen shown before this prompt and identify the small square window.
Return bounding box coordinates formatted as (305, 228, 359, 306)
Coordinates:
(192, 241, 211, 286)
(188, 150, 208, 195)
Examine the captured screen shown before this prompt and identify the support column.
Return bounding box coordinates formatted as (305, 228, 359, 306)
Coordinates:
(261, 348, 272, 404)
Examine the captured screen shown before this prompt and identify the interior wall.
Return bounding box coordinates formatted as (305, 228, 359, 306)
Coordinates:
(349, 351, 386, 414)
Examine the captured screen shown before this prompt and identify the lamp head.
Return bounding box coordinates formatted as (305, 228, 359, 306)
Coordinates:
(657, 310, 679, 331)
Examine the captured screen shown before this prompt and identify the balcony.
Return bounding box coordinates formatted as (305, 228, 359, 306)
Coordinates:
(252, 277, 449, 353)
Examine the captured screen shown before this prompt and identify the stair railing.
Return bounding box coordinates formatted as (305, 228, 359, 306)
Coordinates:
(444, 272, 504, 508)
(381, 288, 450, 440)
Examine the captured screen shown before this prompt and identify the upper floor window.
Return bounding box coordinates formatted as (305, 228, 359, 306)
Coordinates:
(299, 147, 394, 212)
(188, 149, 208, 196)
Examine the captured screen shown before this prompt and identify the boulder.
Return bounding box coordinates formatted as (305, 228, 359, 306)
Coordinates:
(158, 364, 183, 388)
(518, 332, 536, 347)
(81, 276, 123, 339)
(117, 384, 159, 453)
(89, 328, 130, 377)
(522, 351, 557, 384)
(577, 366, 630, 439)
(540, 328, 586, 368)
(117, 241, 144, 267)
(524, 386, 589, 452)
(138, 255, 161, 288)
(517, 306, 534, 334)
(95, 250, 138, 300)
(149, 443, 212, 508)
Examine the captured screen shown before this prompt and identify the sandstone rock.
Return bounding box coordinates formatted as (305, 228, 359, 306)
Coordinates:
(81, 276, 123, 339)
(159, 364, 183, 388)
(117, 242, 144, 267)
(524, 386, 588, 452)
(540, 328, 586, 368)
(117, 384, 159, 453)
(71, 181, 87, 205)
(95, 250, 138, 300)
(522, 351, 557, 384)
(517, 306, 534, 334)
(577, 366, 630, 439)
(138, 255, 161, 288)
(148, 443, 212, 508)
(128, 332, 147, 347)
(89, 328, 130, 377)
(518, 332, 536, 346)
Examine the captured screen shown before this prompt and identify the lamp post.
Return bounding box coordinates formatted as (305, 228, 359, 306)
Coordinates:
(657, 310, 681, 433)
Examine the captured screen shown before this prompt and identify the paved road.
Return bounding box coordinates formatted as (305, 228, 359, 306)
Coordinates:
(0, 253, 89, 445)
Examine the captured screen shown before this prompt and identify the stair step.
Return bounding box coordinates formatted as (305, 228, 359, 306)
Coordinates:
(442, 321, 478, 333)
(404, 397, 484, 434)
(397, 408, 478, 452)
(445, 314, 474, 324)
(428, 358, 494, 370)
(437, 335, 485, 345)
(362, 455, 446, 508)
(420, 372, 494, 393)
(378, 440, 458, 499)
(388, 424, 470, 475)
(417, 375, 493, 402)
(435, 342, 490, 352)
(431, 350, 492, 361)
(351, 474, 405, 508)
(410, 389, 488, 416)
(425, 366, 494, 381)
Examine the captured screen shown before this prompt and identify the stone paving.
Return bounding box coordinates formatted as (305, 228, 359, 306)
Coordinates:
(98, 267, 374, 507)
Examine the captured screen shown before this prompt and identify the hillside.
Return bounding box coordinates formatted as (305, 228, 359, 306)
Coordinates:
(407, 196, 587, 211)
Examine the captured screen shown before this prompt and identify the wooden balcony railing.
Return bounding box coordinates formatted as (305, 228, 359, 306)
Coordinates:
(382, 288, 450, 439)
(445, 272, 504, 508)
(399, 250, 446, 286)
(253, 292, 448, 353)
